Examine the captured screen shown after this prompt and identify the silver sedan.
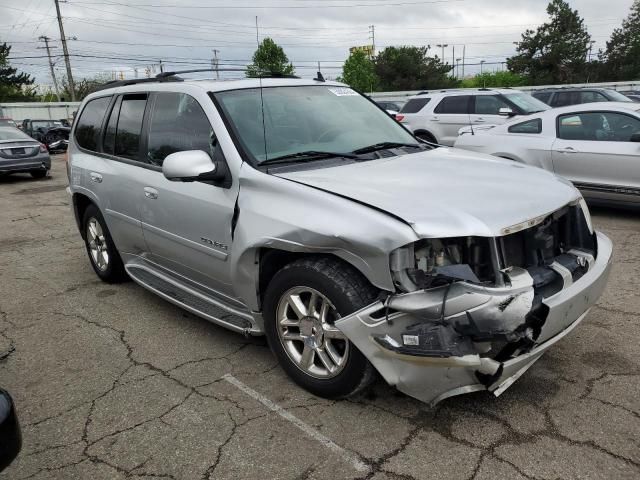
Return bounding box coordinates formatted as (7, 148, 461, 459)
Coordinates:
(454, 102, 640, 207)
(0, 126, 51, 179)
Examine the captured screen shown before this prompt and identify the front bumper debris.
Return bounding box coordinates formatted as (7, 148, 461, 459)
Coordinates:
(335, 232, 613, 406)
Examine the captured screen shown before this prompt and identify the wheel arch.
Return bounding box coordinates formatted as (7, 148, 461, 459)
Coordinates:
(72, 191, 98, 239)
(413, 129, 438, 143)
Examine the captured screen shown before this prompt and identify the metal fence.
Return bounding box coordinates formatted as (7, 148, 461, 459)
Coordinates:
(0, 102, 81, 123)
(2, 80, 640, 121)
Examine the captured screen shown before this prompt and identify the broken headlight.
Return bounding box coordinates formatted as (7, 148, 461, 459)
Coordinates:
(390, 237, 495, 292)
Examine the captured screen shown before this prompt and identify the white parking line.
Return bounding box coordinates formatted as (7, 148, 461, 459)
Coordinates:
(222, 374, 369, 473)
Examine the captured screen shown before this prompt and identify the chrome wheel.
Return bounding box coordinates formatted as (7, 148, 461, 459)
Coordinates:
(86, 217, 109, 272)
(276, 287, 349, 379)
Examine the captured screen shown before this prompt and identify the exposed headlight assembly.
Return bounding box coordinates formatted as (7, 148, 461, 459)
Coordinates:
(390, 237, 495, 292)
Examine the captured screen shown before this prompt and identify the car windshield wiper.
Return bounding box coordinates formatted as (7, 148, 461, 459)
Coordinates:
(352, 142, 422, 154)
(260, 150, 360, 166)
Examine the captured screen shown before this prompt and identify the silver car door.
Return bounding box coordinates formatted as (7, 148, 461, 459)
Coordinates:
(551, 110, 640, 204)
(139, 91, 240, 303)
(432, 95, 472, 145)
(75, 94, 149, 256)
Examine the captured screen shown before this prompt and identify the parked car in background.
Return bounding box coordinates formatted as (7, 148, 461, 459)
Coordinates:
(619, 90, 640, 103)
(0, 388, 21, 472)
(67, 75, 611, 406)
(0, 118, 17, 128)
(531, 87, 633, 107)
(375, 100, 403, 116)
(454, 102, 640, 207)
(0, 126, 51, 178)
(21, 119, 70, 152)
(396, 88, 550, 145)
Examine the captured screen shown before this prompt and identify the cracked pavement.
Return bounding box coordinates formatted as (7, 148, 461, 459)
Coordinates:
(0, 157, 639, 480)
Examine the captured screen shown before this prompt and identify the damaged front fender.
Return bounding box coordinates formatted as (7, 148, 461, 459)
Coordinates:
(335, 232, 613, 405)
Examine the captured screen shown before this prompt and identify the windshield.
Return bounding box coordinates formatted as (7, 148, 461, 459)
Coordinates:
(213, 85, 418, 164)
(0, 126, 33, 141)
(32, 120, 62, 129)
(503, 92, 550, 114)
(604, 89, 633, 102)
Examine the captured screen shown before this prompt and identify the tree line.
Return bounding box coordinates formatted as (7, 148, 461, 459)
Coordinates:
(2, 0, 640, 101)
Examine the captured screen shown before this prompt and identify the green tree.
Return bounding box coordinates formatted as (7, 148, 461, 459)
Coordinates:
(374, 46, 455, 91)
(507, 0, 591, 85)
(0, 42, 37, 101)
(460, 71, 528, 88)
(337, 50, 378, 92)
(246, 38, 295, 78)
(601, 0, 640, 81)
(60, 73, 112, 101)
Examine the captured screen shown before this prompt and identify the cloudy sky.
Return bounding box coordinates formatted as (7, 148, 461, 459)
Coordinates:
(1, 0, 636, 88)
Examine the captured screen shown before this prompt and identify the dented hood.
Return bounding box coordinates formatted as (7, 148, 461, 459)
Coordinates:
(275, 148, 580, 238)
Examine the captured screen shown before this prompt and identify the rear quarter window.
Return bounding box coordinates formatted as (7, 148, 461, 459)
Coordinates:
(400, 98, 431, 113)
(75, 96, 111, 151)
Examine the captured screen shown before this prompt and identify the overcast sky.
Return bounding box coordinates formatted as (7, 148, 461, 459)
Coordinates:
(1, 0, 636, 88)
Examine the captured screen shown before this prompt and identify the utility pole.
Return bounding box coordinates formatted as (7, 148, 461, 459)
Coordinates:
(461, 44, 466, 79)
(54, 0, 75, 101)
(38, 36, 61, 102)
(368, 25, 375, 56)
(456, 58, 461, 79)
(452, 45, 455, 77)
(480, 60, 485, 75)
(255, 16, 260, 47)
(159, 59, 163, 73)
(212, 49, 220, 79)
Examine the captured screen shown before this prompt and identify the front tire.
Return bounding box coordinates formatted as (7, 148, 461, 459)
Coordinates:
(263, 257, 379, 399)
(82, 204, 127, 283)
(30, 170, 48, 179)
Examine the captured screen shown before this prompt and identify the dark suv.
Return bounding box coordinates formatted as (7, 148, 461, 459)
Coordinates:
(532, 88, 633, 107)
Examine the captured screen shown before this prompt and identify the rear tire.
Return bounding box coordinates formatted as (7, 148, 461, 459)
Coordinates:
(263, 257, 379, 399)
(415, 131, 437, 144)
(82, 204, 127, 283)
(30, 170, 48, 179)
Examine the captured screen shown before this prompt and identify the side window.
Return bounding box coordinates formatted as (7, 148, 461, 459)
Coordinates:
(474, 95, 509, 115)
(147, 92, 216, 166)
(400, 98, 431, 114)
(553, 91, 578, 107)
(580, 91, 607, 103)
(114, 94, 148, 161)
(532, 92, 551, 104)
(74, 96, 111, 151)
(557, 112, 640, 141)
(103, 96, 121, 155)
(508, 118, 542, 134)
(434, 95, 470, 114)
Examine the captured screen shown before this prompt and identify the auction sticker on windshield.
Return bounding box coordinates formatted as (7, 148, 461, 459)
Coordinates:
(328, 87, 358, 96)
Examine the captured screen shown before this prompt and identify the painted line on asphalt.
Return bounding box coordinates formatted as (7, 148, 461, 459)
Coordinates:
(222, 374, 369, 473)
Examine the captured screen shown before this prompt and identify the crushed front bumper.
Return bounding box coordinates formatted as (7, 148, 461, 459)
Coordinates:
(336, 232, 613, 405)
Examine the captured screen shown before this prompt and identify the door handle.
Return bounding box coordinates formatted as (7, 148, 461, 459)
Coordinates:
(89, 172, 102, 183)
(557, 147, 577, 154)
(475, 118, 486, 123)
(143, 187, 158, 199)
(431, 117, 440, 121)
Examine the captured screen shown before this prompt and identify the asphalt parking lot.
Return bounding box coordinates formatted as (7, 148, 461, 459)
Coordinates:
(0, 155, 638, 480)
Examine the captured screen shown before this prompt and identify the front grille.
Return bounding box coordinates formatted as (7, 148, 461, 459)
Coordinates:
(498, 205, 595, 297)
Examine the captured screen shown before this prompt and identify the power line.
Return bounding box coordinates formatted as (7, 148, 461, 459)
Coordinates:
(66, 0, 466, 9)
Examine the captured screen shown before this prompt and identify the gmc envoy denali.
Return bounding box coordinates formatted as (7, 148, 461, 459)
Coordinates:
(67, 74, 612, 405)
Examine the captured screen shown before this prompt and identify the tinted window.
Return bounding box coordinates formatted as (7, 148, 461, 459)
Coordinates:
(114, 94, 147, 160)
(532, 92, 552, 104)
(0, 126, 32, 141)
(74, 96, 111, 151)
(434, 95, 470, 114)
(557, 112, 640, 141)
(400, 98, 430, 113)
(579, 91, 607, 103)
(553, 91, 579, 107)
(474, 95, 509, 115)
(508, 118, 542, 134)
(147, 92, 215, 166)
(603, 89, 633, 102)
(103, 96, 121, 155)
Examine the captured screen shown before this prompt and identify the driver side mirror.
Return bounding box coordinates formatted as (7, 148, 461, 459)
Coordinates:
(498, 107, 515, 117)
(630, 133, 640, 142)
(162, 150, 226, 183)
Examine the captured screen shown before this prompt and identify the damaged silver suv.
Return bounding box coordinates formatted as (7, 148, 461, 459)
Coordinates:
(68, 74, 612, 405)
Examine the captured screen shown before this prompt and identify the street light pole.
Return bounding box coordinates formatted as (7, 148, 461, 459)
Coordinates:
(480, 60, 485, 75)
(456, 58, 461, 79)
(436, 43, 448, 62)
